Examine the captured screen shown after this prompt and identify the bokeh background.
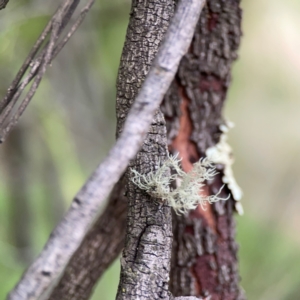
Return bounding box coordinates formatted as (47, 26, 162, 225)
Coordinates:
(1, 0, 300, 299)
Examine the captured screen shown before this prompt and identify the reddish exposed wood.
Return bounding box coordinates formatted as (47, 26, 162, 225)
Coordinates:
(207, 13, 218, 31)
(171, 87, 198, 171)
(170, 86, 216, 231)
(199, 74, 224, 93)
(194, 254, 218, 292)
(164, 1, 244, 299)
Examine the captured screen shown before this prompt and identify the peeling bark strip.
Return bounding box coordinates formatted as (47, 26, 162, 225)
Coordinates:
(8, 0, 204, 299)
(162, 0, 245, 299)
(115, 0, 174, 298)
(47, 178, 127, 300)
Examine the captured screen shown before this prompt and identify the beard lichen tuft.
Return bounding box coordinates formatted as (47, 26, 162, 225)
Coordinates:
(131, 154, 229, 214)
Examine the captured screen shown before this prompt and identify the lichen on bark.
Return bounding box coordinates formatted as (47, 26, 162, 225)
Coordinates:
(131, 155, 229, 214)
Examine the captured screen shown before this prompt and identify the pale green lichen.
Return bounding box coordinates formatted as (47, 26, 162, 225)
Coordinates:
(206, 121, 244, 215)
(131, 154, 229, 214)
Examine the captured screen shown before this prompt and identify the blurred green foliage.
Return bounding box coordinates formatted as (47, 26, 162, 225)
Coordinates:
(1, 0, 300, 299)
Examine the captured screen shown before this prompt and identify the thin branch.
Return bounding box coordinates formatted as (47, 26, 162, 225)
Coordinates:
(0, 0, 77, 114)
(0, 0, 9, 10)
(0, 0, 95, 143)
(0, 3, 63, 135)
(7, 0, 205, 298)
(52, 0, 95, 58)
(0, 13, 53, 113)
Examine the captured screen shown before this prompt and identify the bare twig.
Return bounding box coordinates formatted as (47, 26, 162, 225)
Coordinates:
(0, 0, 78, 115)
(8, 0, 205, 298)
(52, 0, 95, 58)
(0, 3, 63, 136)
(0, 0, 95, 143)
(0, 15, 53, 114)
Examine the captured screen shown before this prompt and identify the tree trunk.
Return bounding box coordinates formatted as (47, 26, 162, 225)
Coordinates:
(115, 0, 175, 298)
(161, 1, 245, 299)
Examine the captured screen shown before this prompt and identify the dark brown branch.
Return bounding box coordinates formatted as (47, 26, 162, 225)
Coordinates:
(0, 0, 95, 143)
(0, 0, 9, 10)
(48, 178, 127, 300)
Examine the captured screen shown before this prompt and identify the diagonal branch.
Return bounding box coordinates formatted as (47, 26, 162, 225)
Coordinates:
(0, 0, 95, 144)
(8, 0, 205, 298)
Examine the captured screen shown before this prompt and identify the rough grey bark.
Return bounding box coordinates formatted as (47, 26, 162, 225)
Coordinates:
(115, 0, 174, 298)
(8, 0, 204, 298)
(115, 0, 174, 134)
(48, 178, 127, 300)
(161, 1, 245, 299)
(116, 112, 172, 299)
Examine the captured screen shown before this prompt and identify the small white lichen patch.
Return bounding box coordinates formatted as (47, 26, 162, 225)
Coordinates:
(206, 121, 244, 215)
(131, 154, 229, 215)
